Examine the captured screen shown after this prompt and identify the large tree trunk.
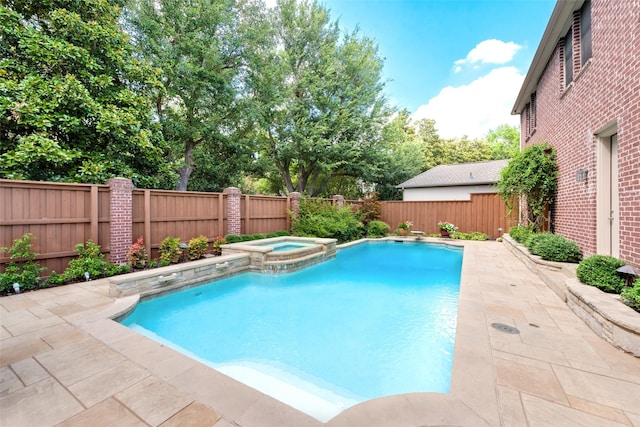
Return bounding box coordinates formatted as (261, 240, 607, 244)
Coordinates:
(177, 140, 195, 191)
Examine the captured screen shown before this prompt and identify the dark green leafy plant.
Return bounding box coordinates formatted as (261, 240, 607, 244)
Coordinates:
(187, 235, 209, 260)
(366, 220, 390, 238)
(621, 283, 640, 312)
(291, 199, 363, 243)
(159, 237, 182, 265)
(525, 233, 552, 255)
(533, 234, 582, 263)
(509, 225, 534, 244)
(63, 240, 112, 281)
(43, 271, 65, 288)
(498, 144, 558, 231)
(0, 233, 45, 293)
(576, 255, 626, 293)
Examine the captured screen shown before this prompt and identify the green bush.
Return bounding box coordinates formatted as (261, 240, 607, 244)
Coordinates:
(576, 255, 626, 293)
(225, 234, 242, 243)
(0, 233, 46, 293)
(451, 231, 489, 241)
(524, 232, 551, 255)
(64, 240, 112, 281)
(159, 237, 182, 264)
(187, 235, 209, 260)
(42, 271, 65, 288)
(366, 220, 390, 238)
(291, 199, 363, 243)
(509, 225, 534, 244)
(621, 283, 640, 312)
(534, 234, 582, 263)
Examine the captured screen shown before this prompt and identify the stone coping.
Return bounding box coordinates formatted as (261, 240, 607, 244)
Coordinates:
(566, 279, 640, 357)
(95, 238, 498, 426)
(502, 233, 639, 357)
(108, 253, 250, 298)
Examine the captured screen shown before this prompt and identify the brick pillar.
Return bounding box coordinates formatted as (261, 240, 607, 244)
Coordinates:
(108, 178, 133, 265)
(224, 187, 242, 235)
(289, 192, 301, 216)
(333, 194, 345, 207)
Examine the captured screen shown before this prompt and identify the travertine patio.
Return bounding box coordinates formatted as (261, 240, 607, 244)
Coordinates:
(1, 240, 639, 426)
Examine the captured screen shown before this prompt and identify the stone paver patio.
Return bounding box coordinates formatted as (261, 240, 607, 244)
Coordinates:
(1, 240, 639, 426)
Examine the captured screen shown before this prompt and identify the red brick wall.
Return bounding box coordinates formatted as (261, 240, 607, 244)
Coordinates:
(521, 0, 640, 267)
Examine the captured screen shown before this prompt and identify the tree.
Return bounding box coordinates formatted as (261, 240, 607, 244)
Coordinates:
(126, 0, 251, 191)
(244, 0, 390, 196)
(0, 1, 170, 187)
(375, 110, 425, 199)
(486, 124, 520, 159)
(497, 143, 558, 231)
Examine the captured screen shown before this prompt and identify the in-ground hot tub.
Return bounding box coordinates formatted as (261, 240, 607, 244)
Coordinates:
(221, 236, 337, 272)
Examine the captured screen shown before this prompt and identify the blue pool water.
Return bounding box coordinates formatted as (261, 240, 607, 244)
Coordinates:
(121, 241, 462, 420)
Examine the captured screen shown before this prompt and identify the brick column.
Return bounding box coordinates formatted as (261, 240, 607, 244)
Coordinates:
(333, 194, 345, 207)
(289, 192, 301, 215)
(108, 178, 133, 265)
(224, 187, 242, 235)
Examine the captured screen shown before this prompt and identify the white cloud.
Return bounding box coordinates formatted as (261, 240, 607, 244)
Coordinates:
(454, 39, 521, 72)
(412, 66, 523, 140)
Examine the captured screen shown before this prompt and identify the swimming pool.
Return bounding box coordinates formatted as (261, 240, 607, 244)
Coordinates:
(121, 241, 463, 421)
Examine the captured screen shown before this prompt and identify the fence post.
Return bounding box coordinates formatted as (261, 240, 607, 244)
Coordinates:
(107, 177, 133, 264)
(224, 187, 242, 235)
(333, 194, 345, 207)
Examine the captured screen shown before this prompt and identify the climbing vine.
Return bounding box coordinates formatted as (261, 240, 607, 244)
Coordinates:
(497, 143, 558, 231)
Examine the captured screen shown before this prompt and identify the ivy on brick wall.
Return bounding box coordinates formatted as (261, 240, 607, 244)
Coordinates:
(498, 143, 558, 232)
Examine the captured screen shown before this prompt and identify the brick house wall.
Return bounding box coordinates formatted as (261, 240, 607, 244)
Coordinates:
(513, 0, 640, 267)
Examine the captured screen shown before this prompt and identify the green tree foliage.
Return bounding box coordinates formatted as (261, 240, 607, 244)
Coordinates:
(498, 143, 558, 231)
(244, 0, 390, 197)
(375, 111, 425, 200)
(126, 0, 252, 191)
(486, 124, 520, 159)
(0, 1, 171, 187)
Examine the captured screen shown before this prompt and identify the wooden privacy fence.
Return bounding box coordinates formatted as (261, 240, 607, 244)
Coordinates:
(380, 193, 518, 239)
(1, 178, 517, 276)
(0, 179, 291, 274)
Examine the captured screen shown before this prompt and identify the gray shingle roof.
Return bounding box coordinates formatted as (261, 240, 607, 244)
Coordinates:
(396, 159, 510, 189)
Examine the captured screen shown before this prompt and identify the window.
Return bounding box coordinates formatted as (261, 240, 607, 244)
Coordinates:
(524, 102, 531, 137)
(530, 92, 537, 131)
(581, 0, 592, 65)
(564, 28, 573, 85)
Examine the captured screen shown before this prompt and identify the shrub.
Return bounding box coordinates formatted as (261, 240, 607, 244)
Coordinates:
(0, 233, 45, 293)
(64, 240, 112, 281)
(225, 234, 242, 244)
(126, 236, 148, 269)
(576, 255, 626, 293)
(358, 193, 382, 225)
(621, 283, 640, 312)
(212, 236, 226, 255)
(159, 237, 182, 265)
(291, 198, 363, 243)
(367, 220, 390, 238)
(42, 271, 65, 288)
(451, 231, 489, 241)
(509, 225, 534, 244)
(534, 234, 582, 263)
(524, 232, 551, 255)
(187, 235, 209, 260)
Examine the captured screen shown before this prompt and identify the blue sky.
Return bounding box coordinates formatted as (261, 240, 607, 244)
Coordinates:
(317, 0, 557, 139)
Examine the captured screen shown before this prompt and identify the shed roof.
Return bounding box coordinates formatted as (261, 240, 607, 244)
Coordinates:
(396, 159, 509, 189)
